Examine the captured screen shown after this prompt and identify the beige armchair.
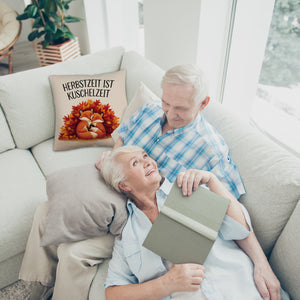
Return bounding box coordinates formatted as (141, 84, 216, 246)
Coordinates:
(0, 1, 21, 74)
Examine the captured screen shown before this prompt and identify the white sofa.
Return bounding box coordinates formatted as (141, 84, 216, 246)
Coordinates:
(0, 47, 299, 300)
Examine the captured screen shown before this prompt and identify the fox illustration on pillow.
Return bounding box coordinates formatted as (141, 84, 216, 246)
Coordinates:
(76, 110, 106, 139)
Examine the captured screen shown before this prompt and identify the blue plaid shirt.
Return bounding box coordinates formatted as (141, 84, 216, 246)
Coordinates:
(115, 100, 245, 199)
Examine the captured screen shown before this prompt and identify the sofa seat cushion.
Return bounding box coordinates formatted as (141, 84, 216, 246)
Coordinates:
(0, 149, 47, 262)
(0, 105, 14, 153)
(31, 138, 108, 177)
(0, 47, 125, 150)
(203, 101, 300, 255)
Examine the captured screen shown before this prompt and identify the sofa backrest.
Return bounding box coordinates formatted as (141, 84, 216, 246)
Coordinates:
(0, 105, 15, 153)
(0, 47, 125, 150)
(203, 101, 300, 255)
(120, 51, 164, 103)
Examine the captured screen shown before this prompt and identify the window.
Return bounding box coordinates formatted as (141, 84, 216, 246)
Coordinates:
(250, 0, 300, 156)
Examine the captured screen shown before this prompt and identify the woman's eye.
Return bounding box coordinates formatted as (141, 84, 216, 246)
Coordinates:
(133, 160, 138, 166)
(143, 154, 148, 159)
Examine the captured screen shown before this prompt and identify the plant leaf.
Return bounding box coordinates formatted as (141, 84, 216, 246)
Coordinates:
(16, 12, 29, 21)
(49, 11, 61, 23)
(28, 30, 39, 41)
(64, 16, 82, 23)
(45, 21, 57, 33)
(32, 17, 43, 28)
(42, 40, 50, 48)
(28, 5, 38, 18)
(65, 31, 75, 40)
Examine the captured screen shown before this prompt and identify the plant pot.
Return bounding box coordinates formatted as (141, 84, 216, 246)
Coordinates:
(34, 37, 80, 67)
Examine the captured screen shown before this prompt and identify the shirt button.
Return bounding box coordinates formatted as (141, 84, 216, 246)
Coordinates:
(157, 138, 160, 142)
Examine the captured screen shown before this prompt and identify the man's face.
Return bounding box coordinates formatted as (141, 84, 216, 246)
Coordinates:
(117, 150, 162, 194)
(161, 83, 201, 129)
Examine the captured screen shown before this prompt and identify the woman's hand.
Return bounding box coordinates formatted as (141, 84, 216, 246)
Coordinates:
(176, 169, 214, 196)
(160, 264, 205, 294)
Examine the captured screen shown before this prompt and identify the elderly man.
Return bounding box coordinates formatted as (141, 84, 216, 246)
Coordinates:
(20, 65, 280, 300)
(100, 145, 287, 300)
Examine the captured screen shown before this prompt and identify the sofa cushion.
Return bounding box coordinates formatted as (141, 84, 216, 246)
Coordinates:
(0, 47, 125, 150)
(0, 149, 47, 262)
(31, 138, 107, 177)
(120, 51, 164, 105)
(121, 81, 160, 122)
(202, 101, 300, 255)
(0, 105, 14, 153)
(269, 200, 300, 300)
(41, 164, 127, 246)
(50, 70, 127, 151)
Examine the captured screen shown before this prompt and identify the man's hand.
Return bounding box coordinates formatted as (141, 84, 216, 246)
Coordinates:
(176, 169, 213, 196)
(161, 264, 205, 294)
(254, 263, 281, 300)
(95, 151, 112, 170)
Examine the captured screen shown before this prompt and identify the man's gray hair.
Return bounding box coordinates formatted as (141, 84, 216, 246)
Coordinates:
(100, 145, 144, 193)
(161, 64, 209, 105)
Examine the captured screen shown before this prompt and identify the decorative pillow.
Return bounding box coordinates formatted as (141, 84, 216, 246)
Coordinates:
(49, 70, 127, 151)
(112, 81, 160, 142)
(41, 164, 128, 246)
(121, 81, 161, 122)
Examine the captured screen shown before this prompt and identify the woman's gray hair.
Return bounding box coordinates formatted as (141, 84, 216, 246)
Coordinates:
(161, 64, 209, 105)
(100, 145, 144, 193)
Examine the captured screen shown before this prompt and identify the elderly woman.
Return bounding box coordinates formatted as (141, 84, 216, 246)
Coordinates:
(100, 145, 287, 300)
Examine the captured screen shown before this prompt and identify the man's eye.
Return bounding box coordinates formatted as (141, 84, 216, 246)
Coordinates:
(133, 161, 138, 166)
(143, 154, 148, 159)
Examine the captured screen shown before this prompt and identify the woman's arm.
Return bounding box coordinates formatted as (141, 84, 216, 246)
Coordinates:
(177, 169, 249, 229)
(177, 169, 281, 300)
(106, 264, 205, 300)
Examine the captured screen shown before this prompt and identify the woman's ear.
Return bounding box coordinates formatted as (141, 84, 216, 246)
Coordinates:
(118, 182, 131, 193)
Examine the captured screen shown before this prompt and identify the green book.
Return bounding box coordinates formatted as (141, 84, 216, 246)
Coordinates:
(143, 184, 230, 264)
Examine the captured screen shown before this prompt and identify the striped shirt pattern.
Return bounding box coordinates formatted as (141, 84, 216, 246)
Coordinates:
(116, 101, 245, 199)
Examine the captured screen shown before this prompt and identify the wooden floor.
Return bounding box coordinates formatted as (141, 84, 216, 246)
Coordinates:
(0, 41, 40, 76)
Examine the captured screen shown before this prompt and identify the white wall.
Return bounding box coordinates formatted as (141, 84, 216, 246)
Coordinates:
(143, 0, 202, 71)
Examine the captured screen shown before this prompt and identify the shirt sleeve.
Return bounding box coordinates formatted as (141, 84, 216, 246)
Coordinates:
(114, 102, 152, 145)
(104, 238, 138, 288)
(218, 203, 253, 241)
(208, 154, 245, 200)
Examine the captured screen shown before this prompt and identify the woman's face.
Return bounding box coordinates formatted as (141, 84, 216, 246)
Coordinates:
(117, 150, 162, 193)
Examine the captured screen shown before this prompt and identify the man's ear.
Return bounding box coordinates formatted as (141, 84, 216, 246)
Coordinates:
(199, 96, 210, 111)
(118, 182, 131, 193)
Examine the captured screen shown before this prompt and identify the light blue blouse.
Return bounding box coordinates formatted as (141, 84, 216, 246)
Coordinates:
(104, 180, 288, 300)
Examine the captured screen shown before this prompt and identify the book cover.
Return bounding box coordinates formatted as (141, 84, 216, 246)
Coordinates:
(143, 184, 230, 264)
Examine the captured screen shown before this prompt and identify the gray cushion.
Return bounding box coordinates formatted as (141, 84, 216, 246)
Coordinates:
(41, 164, 128, 246)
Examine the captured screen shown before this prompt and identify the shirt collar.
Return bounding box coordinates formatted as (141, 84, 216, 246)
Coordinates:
(126, 178, 173, 213)
(159, 112, 202, 135)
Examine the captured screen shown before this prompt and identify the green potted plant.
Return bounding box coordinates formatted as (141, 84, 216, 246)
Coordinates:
(17, 0, 82, 66)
